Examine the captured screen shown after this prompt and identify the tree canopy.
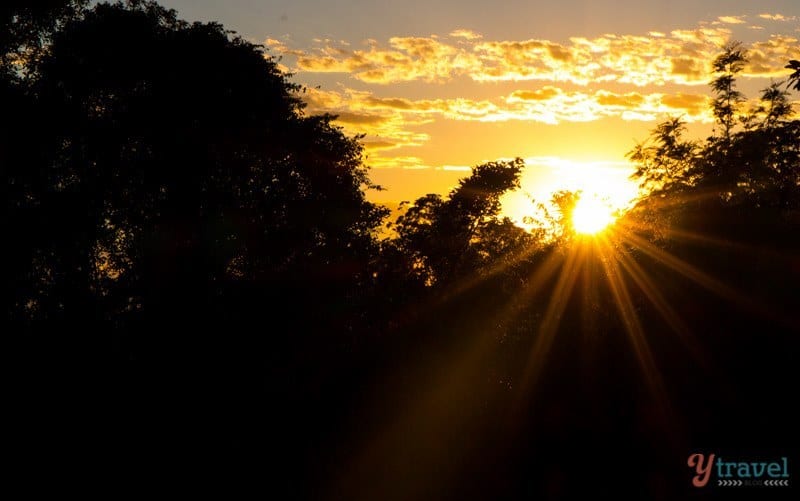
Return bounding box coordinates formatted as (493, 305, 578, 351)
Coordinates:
(4, 4, 799, 498)
(630, 41, 800, 213)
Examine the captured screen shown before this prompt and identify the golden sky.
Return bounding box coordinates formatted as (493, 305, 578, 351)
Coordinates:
(266, 12, 798, 215)
(159, 1, 800, 220)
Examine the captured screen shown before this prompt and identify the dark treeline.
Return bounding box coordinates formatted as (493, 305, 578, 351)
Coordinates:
(4, 2, 799, 499)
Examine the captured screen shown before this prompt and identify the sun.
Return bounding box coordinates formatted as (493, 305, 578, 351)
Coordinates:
(572, 195, 616, 235)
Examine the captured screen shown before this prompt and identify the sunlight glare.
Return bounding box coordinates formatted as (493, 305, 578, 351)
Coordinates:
(572, 196, 615, 235)
(500, 158, 638, 232)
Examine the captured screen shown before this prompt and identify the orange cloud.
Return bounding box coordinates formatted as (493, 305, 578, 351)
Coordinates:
(758, 13, 797, 22)
(744, 36, 800, 78)
(659, 93, 710, 117)
(306, 86, 715, 131)
(270, 19, 798, 87)
(274, 36, 479, 84)
(508, 87, 563, 102)
(268, 23, 798, 87)
(717, 15, 746, 25)
(449, 29, 482, 40)
(301, 88, 433, 161)
(594, 90, 645, 108)
(333, 111, 391, 126)
(274, 16, 800, 171)
(670, 56, 705, 80)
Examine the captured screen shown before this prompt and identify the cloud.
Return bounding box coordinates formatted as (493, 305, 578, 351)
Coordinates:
(362, 96, 416, 110)
(270, 15, 800, 89)
(367, 156, 430, 170)
(670, 56, 705, 81)
(269, 23, 799, 87)
(301, 87, 347, 109)
(275, 17, 800, 170)
(304, 85, 715, 132)
(507, 87, 563, 102)
(363, 140, 400, 151)
(333, 111, 391, 125)
(717, 15, 746, 25)
(594, 90, 645, 107)
(438, 165, 472, 171)
(744, 35, 800, 78)
(449, 29, 482, 40)
(500, 89, 713, 124)
(277, 36, 480, 84)
(300, 88, 432, 164)
(264, 38, 305, 57)
(758, 13, 797, 22)
(659, 93, 709, 116)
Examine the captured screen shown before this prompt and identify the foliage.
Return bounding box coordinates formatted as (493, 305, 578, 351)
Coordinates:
(0, 0, 89, 79)
(627, 116, 699, 194)
(710, 41, 747, 141)
(787, 59, 800, 91)
(5, 1, 388, 328)
(388, 158, 534, 285)
(4, 8, 800, 498)
(630, 41, 800, 212)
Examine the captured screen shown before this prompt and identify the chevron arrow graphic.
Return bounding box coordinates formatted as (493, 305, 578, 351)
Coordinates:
(717, 479, 746, 486)
(765, 479, 789, 486)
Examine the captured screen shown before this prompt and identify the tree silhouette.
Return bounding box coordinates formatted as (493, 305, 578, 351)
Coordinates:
(631, 42, 800, 212)
(710, 41, 746, 142)
(389, 158, 530, 285)
(7, 0, 387, 325)
(627, 116, 698, 195)
(5, 7, 800, 499)
(787, 59, 800, 91)
(1, 1, 88, 78)
(5, 2, 388, 488)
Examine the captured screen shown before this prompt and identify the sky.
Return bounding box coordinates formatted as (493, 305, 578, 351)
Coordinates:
(158, 0, 800, 221)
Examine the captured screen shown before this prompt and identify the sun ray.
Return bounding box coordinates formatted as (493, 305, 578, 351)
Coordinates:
(595, 235, 666, 404)
(621, 231, 749, 304)
(386, 240, 558, 334)
(435, 243, 546, 306)
(618, 228, 798, 330)
(660, 226, 799, 263)
(515, 243, 585, 399)
(611, 240, 707, 368)
(616, 207, 800, 318)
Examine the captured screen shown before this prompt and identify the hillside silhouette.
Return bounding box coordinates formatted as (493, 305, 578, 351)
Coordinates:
(4, 2, 798, 499)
